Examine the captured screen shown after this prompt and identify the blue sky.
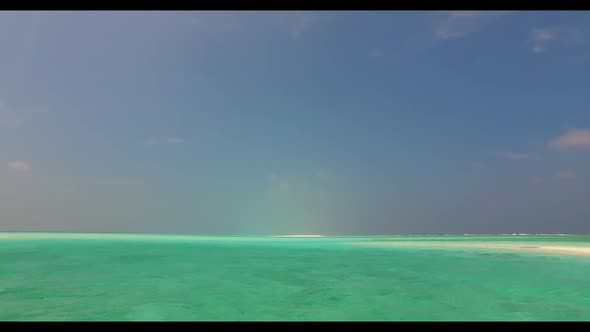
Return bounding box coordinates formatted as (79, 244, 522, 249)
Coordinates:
(2, 11, 590, 235)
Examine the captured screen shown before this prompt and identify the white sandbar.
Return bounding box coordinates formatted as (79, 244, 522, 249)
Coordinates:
(351, 241, 590, 257)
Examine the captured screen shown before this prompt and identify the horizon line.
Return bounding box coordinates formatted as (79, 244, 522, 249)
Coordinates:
(0, 231, 587, 237)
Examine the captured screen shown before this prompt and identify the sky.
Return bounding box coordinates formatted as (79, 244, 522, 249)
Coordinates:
(1, 11, 590, 235)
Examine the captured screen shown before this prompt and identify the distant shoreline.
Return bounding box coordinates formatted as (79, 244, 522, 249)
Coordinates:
(1, 232, 590, 257)
(351, 241, 590, 257)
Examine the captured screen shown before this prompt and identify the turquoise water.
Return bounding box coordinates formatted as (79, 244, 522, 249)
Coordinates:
(1, 233, 590, 321)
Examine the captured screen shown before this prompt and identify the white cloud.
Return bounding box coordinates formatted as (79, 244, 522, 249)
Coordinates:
(530, 27, 560, 53)
(530, 26, 585, 54)
(433, 11, 510, 40)
(501, 151, 530, 160)
(288, 12, 318, 40)
(548, 129, 590, 149)
(7, 160, 31, 173)
(556, 170, 576, 179)
(144, 136, 185, 145)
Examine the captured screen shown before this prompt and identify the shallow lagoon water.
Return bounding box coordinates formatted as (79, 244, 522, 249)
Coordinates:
(1, 233, 590, 321)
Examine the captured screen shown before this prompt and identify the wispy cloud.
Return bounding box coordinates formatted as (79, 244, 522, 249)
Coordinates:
(144, 136, 185, 145)
(530, 27, 561, 53)
(556, 170, 576, 179)
(501, 151, 530, 160)
(433, 11, 511, 40)
(530, 26, 584, 53)
(7, 160, 31, 173)
(271, 173, 289, 191)
(548, 128, 590, 149)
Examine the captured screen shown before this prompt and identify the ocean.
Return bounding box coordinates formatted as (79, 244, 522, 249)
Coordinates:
(1, 233, 590, 321)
